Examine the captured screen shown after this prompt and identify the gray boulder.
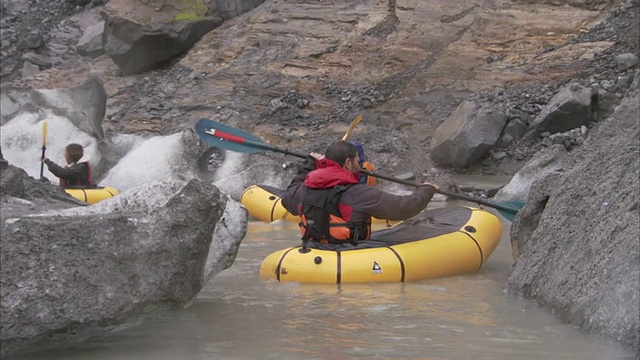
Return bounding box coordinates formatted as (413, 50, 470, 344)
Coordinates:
(0, 170, 247, 356)
(523, 83, 595, 141)
(595, 88, 622, 120)
(100, 129, 211, 193)
(101, 0, 263, 75)
(506, 88, 640, 350)
(0, 162, 87, 215)
(0, 76, 106, 140)
(68, 75, 107, 140)
(615, 52, 638, 71)
(76, 21, 105, 58)
(494, 144, 569, 203)
(21, 61, 41, 79)
(430, 100, 507, 168)
(101, 0, 219, 75)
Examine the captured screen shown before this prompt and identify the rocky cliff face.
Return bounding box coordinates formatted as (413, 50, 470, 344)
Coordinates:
(6, 0, 637, 178)
(507, 78, 639, 349)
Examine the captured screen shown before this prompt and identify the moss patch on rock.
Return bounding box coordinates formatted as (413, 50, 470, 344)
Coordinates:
(172, 0, 208, 22)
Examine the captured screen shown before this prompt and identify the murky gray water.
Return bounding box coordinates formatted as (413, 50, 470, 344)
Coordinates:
(10, 203, 635, 360)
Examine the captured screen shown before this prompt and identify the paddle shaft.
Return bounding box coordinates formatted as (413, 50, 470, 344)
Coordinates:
(358, 169, 519, 214)
(210, 130, 518, 215)
(39, 121, 48, 179)
(196, 120, 522, 218)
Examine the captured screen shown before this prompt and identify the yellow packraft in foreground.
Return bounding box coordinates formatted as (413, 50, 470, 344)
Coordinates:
(259, 206, 502, 284)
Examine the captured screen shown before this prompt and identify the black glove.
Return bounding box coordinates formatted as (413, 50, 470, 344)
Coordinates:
(301, 155, 317, 172)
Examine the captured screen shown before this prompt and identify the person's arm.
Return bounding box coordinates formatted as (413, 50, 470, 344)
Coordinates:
(281, 154, 322, 215)
(44, 160, 87, 182)
(357, 184, 438, 221)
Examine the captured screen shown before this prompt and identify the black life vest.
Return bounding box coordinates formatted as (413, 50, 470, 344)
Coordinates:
(59, 162, 95, 188)
(298, 184, 371, 245)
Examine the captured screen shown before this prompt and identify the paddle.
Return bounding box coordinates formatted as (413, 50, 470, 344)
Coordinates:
(195, 118, 523, 221)
(39, 121, 48, 180)
(342, 114, 363, 141)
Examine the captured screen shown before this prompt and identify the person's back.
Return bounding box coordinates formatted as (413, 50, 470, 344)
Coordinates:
(282, 141, 438, 244)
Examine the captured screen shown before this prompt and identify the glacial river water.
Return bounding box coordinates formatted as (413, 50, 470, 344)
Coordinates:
(10, 202, 635, 360)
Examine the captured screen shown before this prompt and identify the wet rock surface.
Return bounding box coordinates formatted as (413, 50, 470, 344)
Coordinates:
(0, 164, 243, 356)
(506, 85, 639, 350)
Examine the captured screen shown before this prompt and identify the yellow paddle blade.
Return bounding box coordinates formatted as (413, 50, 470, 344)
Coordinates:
(42, 121, 48, 147)
(342, 114, 363, 141)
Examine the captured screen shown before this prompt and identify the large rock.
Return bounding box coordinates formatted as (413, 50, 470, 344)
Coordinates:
(0, 76, 106, 140)
(523, 83, 596, 141)
(494, 144, 569, 203)
(101, 0, 265, 75)
(211, 151, 292, 199)
(99, 129, 210, 193)
(0, 162, 87, 214)
(430, 101, 508, 168)
(0, 171, 247, 356)
(76, 21, 106, 58)
(506, 88, 640, 350)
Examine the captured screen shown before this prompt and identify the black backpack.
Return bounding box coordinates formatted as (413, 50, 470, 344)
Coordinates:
(300, 185, 365, 245)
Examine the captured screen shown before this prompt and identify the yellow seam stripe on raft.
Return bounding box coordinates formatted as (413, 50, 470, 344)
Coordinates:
(240, 186, 252, 199)
(392, 232, 482, 282)
(275, 247, 296, 281)
(336, 251, 341, 283)
(271, 197, 281, 222)
(457, 231, 484, 271)
(468, 208, 503, 263)
(387, 247, 406, 282)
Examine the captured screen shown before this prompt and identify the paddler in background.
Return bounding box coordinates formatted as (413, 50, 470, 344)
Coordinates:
(42, 143, 95, 188)
(350, 141, 376, 186)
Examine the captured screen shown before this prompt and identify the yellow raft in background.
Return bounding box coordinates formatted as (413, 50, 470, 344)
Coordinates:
(64, 186, 119, 204)
(240, 184, 298, 222)
(259, 206, 503, 284)
(240, 184, 393, 225)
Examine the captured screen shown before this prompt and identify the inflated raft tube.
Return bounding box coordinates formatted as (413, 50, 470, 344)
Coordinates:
(240, 184, 393, 225)
(240, 184, 297, 222)
(64, 186, 119, 204)
(259, 206, 503, 283)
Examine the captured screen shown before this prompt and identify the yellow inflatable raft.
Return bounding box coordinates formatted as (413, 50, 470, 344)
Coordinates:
(240, 184, 392, 225)
(64, 186, 119, 204)
(240, 184, 297, 222)
(259, 206, 502, 283)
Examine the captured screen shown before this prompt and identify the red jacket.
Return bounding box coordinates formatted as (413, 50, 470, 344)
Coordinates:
(282, 157, 436, 223)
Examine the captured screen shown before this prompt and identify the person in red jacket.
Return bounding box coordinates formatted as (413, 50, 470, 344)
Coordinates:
(42, 143, 94, 188)
(282, 141, 439, 245)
